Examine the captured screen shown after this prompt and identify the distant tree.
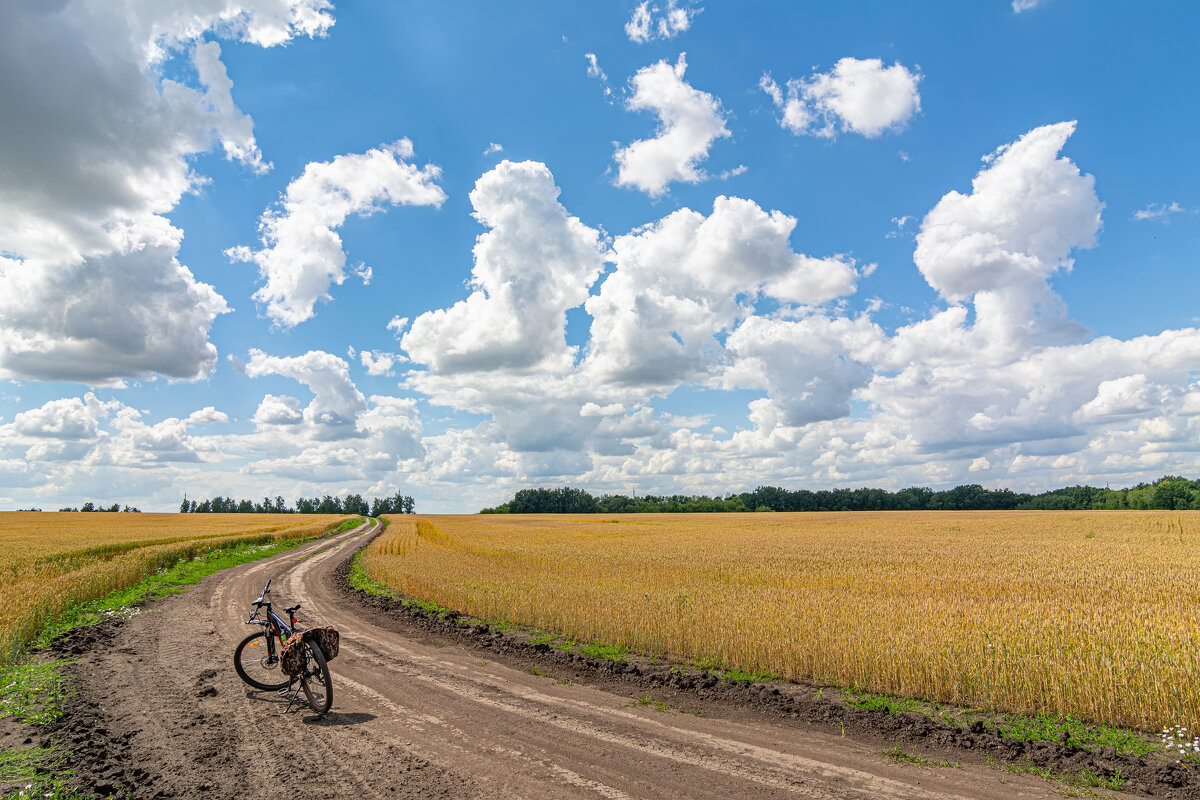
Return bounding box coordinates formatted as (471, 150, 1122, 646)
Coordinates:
(1151, 477, 1196, 510)
(80, 501, 95, 512)
(343, 493, 369, 516)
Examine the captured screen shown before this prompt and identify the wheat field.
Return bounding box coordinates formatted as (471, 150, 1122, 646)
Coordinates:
(362, 511, 1200, 730)
(0, 512, 348, 665)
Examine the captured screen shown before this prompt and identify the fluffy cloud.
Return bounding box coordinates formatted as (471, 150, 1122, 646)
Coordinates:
(252, 394, 304, 426)
(913, 121, 1100, 353)
(234, 140, 446, 328)
(241, 349, 424, 481)
(720, 314, 880, 429)
(2, 392, 225, 475)
(0, 222, 230, 383)
(360, 350, 403, 377)
(402, 161, 605, 374)
(0, 0, 330, 384)
(584, 196, 861, 386)
(625, 1, 701, 43)
(614, 55, 730, 196)
(245, 349, 367, 439)
(14, 395, 112, 440)
(761, 58, 921, 139)
(1073, 374, 1156, 422)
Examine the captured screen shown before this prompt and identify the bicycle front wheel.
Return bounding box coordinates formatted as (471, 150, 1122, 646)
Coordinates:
(234, 630, 289, 691)
(299, 640, 333, 714)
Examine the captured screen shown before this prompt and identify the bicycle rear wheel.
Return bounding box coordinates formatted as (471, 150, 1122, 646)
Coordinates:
(299, 640, 333, 714)
(234, 630, 289, 691)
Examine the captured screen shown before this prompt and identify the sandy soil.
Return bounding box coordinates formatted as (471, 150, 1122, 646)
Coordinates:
(17, 522, 1189, 799)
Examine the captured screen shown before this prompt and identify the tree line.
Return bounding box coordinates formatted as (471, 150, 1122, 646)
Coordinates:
(479, 475, 1200, 514)
(57, 502, 142, 512)
(180, 491, 414, 516)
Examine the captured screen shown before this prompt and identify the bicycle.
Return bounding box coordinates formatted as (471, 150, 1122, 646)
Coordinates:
(233, 579, 334, 714)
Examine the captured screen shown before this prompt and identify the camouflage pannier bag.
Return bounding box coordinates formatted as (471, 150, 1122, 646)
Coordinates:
(279, 626, 340, 677)
(306, 626, 340, 661)
(279, 635, 307, 677)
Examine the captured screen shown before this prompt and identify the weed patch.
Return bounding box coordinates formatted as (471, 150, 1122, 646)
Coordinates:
(630, 693, 669, 712)
(841, 687, 921, 715)
(0, 662, 71, 727)
(985, 757, 1126, 794)
(881, 745, 958, 768)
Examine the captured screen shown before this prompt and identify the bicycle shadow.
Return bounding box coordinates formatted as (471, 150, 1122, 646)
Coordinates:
(241, 688, 375, 725)
(302, 711, 375, 727)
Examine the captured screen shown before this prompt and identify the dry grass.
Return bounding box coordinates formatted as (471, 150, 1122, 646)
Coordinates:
(363, 511, 1200, 730)
(0, 512, 348, 664)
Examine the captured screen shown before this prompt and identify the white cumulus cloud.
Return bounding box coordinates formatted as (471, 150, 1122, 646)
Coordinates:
(0, 1, 331, 384)
(0, 1, 326, 383)
(584, 195, 861, 386)
(402, 161, 605, 375)
(234, 139, 446, 328)
(245, 349, 367, 440)
(761, 57, 921, 139)
(913, 121, 1101, 352)
(614, 54, 730, 197)
(360, 350, 403, 377)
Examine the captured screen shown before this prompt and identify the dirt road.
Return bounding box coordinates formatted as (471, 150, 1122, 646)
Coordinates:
(53, 523, 1142, 799)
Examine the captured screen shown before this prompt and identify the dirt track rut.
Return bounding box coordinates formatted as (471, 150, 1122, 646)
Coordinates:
(49, 523, 1140, 799)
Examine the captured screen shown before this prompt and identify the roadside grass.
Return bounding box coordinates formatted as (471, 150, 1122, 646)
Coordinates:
(3, 774, 95, 800)
(881, 745, 959, 768)
(630, 693, 670, 713)
(2, 529, 336, 799)
(839, 686, 1158, 759)
(687, 657, 776, 684)
(0, 661, 71, 727)
(985, 756, 1127, 795)
(841, 687, 922, 716)
(333, 517, 365, 534)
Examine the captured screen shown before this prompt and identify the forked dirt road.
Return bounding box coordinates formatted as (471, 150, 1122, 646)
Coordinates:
(57, 523, 1140, 799)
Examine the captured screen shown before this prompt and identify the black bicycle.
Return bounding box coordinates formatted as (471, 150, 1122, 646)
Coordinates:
(233, 579, 334, 714)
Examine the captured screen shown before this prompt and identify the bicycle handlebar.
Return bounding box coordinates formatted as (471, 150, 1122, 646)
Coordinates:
(247, 579, 273, 623)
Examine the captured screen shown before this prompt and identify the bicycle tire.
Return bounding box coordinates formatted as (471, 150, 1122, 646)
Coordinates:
(299, 639, 333, 714)
(234, 630, 289, 691)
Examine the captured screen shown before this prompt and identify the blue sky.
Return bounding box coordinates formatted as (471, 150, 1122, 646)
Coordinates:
(1, 0, 1197, 512)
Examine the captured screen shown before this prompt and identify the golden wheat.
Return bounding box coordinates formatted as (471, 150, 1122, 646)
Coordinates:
(362, 511, 1200, 730)
(0, 512, 348, 664)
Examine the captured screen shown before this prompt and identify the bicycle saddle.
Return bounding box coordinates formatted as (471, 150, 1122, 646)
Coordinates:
(284, 604, 301, 613)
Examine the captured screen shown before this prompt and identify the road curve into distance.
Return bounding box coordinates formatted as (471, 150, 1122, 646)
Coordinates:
(62, 522, 1133, 799)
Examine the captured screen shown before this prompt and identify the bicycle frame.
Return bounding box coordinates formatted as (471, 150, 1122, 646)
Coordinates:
(245, 579, 300, 663)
